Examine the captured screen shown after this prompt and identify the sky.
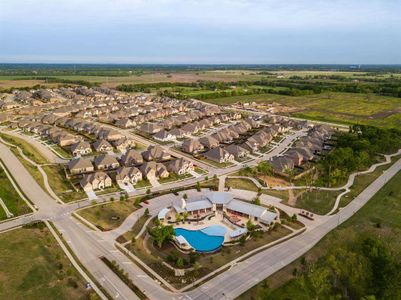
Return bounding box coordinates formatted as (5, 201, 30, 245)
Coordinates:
(0, 0, 400, 64)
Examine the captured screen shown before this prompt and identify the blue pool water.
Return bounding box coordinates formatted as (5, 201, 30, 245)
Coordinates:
(200, 225, 227, 236)
(175, 226, 226, 252)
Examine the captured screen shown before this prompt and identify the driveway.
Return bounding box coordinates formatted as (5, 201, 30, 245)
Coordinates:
(118, 182, 136, 195)
(84, 189, 98, 200)
(148, 177, 161, 187)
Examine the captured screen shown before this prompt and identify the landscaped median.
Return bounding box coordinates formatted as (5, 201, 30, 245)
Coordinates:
(0, 162, 32, 220)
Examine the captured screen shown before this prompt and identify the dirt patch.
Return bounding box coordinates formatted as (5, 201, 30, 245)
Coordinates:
(369, 108, 401, 119)
(258, 175, 289, 187)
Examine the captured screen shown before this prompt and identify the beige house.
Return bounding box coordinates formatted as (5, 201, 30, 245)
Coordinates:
(204, 147, 234, 163)
(182, 139, 204, 154)
(225, 144, 249, 159)
(112, 137, 136, 153)
(92, 139, 113, 153)
(167, 158, 194, 175)
(57, 133, 78, 147)
(94, 154, 119, 170)
(115, 167, 142, 184)
(120, 149, 143, 166)
(140, 161, 169, 179)
(199, 136, 220, 149)
(80, 172, 112, 190)
(142, 145, 171, 161)
(67, 157, 94, 175)
(70, 141, 92, 157)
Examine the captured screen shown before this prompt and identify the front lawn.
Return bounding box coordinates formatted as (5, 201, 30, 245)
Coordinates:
(158, 173, 192, 184)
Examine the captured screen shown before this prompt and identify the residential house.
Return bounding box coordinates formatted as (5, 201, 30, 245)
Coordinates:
(169, 128, 187, 139)
(92, 139, 113, 153)
(153, 129, 175, 142)
(167, 158, 194, 175)
(140, 161, 169, 179)
(204, 147, 234, 163)
(142, 145, 171, 162)
(140, 122, 162, 134)
(181, 123, 199, 135)
(80, 172, 112, 190)
(70, 141, 92, 157)
(57, 134, 78, 147)
(112, 137, 136, 153)
(115, 167, 142, 185)
(115, 118, 136, 128)
(97, 128, 123, 141)
(269, 156, 295, 174)
(225, 144, 249, 159)
(199, 136, 220, 149)
(182, 139, 204, 154)
(94, 154, 119, 170)
(67, 157, 94, 175)
(120, 149, 144, 166)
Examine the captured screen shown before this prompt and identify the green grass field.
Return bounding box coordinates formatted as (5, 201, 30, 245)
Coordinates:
(204, 92, 401, 128)
(0, 225, 96, 300)
(77, 200, 139, 231)
(238, 169, 401, 299)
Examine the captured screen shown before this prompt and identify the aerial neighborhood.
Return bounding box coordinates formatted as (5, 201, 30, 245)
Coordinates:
(0, 79, 400, 300)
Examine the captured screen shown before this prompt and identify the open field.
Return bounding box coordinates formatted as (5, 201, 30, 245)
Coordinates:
(0, 224, 95, 300)
(204, 92, 401, 128)
(294, 189, 341, 215)
(238, 169, 401, 300)
(0, 71, 266, 89)
(77, 200, 139, 231)
(0, 165, 31, 220)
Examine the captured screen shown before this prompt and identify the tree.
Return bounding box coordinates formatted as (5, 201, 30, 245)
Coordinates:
(176, 257, 184, 268)
(146, 188, 151, 195)
(183, 211, 189, 221)
(144, 208, 149, 217)
(175, 213, 182, 222)
(253, 197, 261, 206)
(196, 181, 201, 192)
(291, 213, 297, 222)
(150, 224, 175, 248)
(239, 235, 246, 246)
(257, 161, 273, 176)
(183, 193, 188, 200)
(246, 219, 255, 232)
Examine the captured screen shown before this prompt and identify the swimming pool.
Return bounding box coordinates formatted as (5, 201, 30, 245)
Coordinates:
(175, 225, 226, 252)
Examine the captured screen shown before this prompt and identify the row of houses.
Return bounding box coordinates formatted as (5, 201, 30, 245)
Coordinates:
(70, 155, 194, 191)
(269, 124, 334, 174)
(153, 112, 242, 142)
